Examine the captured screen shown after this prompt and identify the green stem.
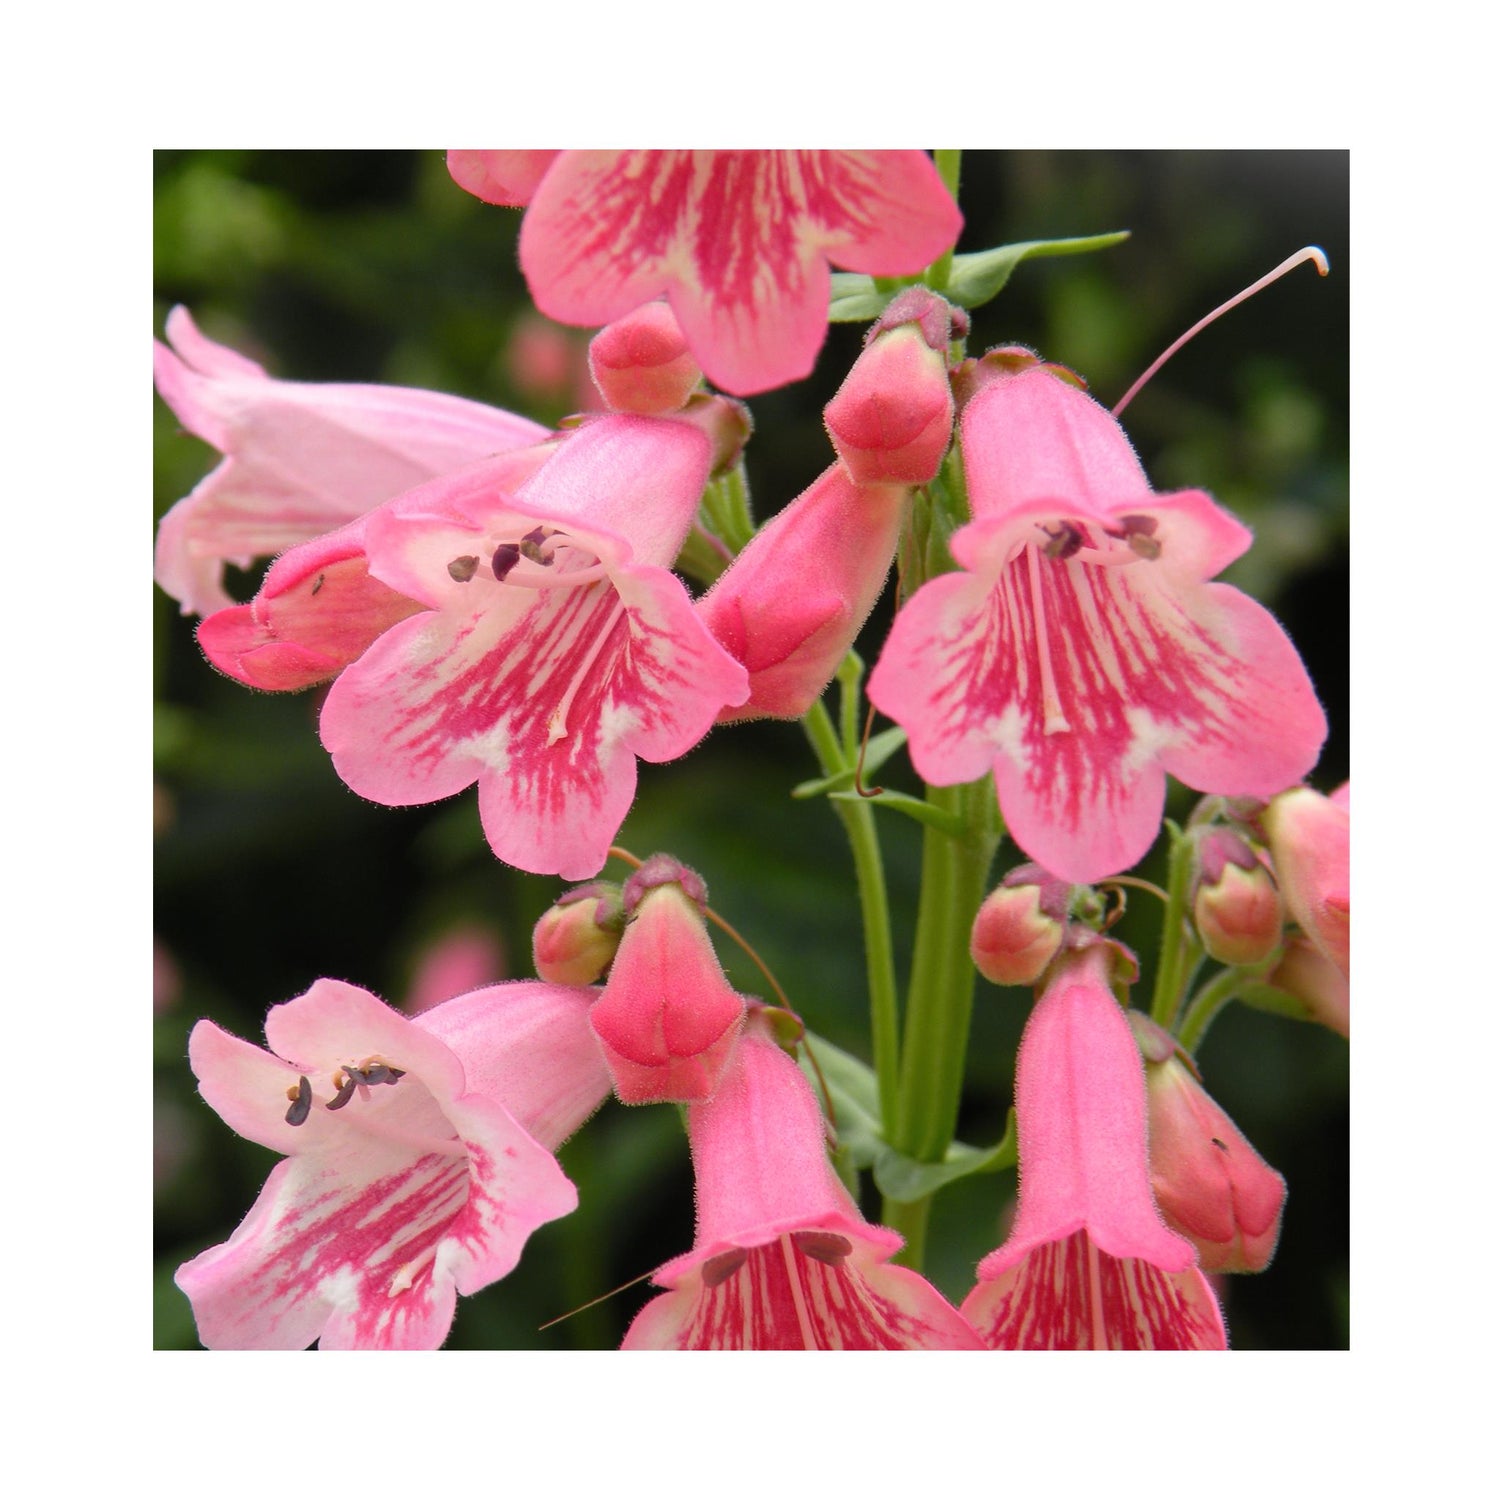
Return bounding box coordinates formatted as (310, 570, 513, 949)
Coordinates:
(885, 779, 999, 1262)
(1149, 822, 1198, 1030)
(1177, 966, 1248, 1054)
(801, 697, 901, 1139)
(923, 150, 962, 293)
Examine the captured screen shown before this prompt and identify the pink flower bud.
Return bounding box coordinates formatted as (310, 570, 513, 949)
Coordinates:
(1192, 828, 1283, 966)
(532, 882, 626, 986)
(669, 392, 753, 476)
(824, 293, 959, 486)
(1131, 1015, 1287, 1274)
(1263, 784, 1350, 980)
(970, 864, 1070, 986)
(1267, 935, 1350, 1038)
(588, 302, 702, 415)
(589, 859, 745, 1104)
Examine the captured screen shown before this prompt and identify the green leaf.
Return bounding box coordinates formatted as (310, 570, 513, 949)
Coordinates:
(873, 1113, 1017, 1203)
(946, 231, 1131, 311)
(828, 787, 966, 837)
(798, 1033, 883, 1169)
(828, 273, 893, 323)
(1236, 981, 1318, 1022)
(789, 727, 908, 800)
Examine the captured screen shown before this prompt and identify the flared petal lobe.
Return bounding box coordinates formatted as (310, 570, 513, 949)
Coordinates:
(961, 946, 1226, 1349)
(869, 369, 1325, 883)
(624, 1026, 981, 1349)
(497, 151, 960, 395)
(154, 306, 547, 615)
(175, 979, 587, 1350)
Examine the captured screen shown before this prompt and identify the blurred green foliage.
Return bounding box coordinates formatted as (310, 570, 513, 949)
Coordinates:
(154, 151, 1348, 1350)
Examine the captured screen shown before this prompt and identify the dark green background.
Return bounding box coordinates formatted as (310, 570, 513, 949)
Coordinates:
(154, 150, 1349, 1349)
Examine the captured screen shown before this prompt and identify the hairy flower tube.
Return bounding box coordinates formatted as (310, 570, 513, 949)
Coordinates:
(176, 978, 610, 1349)
(446, 150, 962, 396)
(1262, 782, 1350, 981)
(623, 1020, 982, 1349)
(154, 306, 547, 616)
(868, 363, 1326, 884)
(962, 942, 1226, 1348)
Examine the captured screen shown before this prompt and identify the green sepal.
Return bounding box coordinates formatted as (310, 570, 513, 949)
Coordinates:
(790, 727, 908, 800)
(673, 525, 733, 588)
(797, 1032, 884, 1170)
(828, 272, 896, 323)
(945, 231, 1131, 311)
(829, 787, 966, 837)
(873, 1111, 1017, 1203)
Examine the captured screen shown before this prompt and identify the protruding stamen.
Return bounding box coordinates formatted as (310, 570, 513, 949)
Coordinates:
(1025, 544, 1071, 735)
(492, 543, 521, 582)
(519, 526, 553, 565)
(547, 598, 626, 745)
(701, 1248, 749, 1287)
(1039, 521, 1084, 561)
(448, 555, 480, 583)
(791, 1231, 853, 1265)
(284, 1076, 313, 1126)
(778, 1235, 821, 1348)
(1113, 246, 1331, 417)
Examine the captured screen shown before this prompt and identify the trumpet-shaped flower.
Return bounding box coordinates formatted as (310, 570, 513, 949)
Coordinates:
(447, 151, 962, 396)
(868, 365, 1326, 884)
(298, 414, 746, 878)
(962, 944, 1226, 1348)
(176, 978, 610, 1350)
(623, 1021, 982, 1349)
(154, 306, 547, 616)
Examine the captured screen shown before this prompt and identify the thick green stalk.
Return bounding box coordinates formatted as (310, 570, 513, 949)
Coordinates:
(1149, 822, 1199, 1030)
(923, 150, 962, 293)
(885, 779, 999, 1260)
(801, 699, 901, 1138)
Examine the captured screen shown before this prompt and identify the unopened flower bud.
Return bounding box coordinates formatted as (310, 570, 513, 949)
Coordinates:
(588, 302, 702, 415)
(532, 881, 626, 985)
(824, 289, 963, 487)
(1129, 1013, 1287, 1274)
(970, 863, 1070, 986)
(1262, 784, 1350, 980)
(670, 392, 753, 476)
(1265, 935, 1349, 1038)
(1192, 828, 1283, 966)
(591, 855, 745, 1104)
(950, 345, 1087, 414)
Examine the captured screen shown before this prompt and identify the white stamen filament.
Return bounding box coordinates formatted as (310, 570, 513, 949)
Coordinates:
(1070, 544, 1144, 568)
(501, 561, 612, 591)
(1025, 543, 1071, 735)
(779, 1235, 821, 1350)
(548, 596, 627, 745)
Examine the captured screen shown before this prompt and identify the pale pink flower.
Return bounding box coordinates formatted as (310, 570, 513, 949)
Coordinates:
(447, 151, 962, 396)
(154, 306, 547, 616)
(1262, 782, 1350, 980)
(962, 944, 1227, 1348)
(869, 363, 1327, 883)
(623, 1021, 982, 1349)
(587, 856, 745, 1105)
(176, 978, 610, 1350)
(306, 414, 748, 878)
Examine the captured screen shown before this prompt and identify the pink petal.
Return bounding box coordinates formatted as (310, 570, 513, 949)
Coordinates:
(446, 150, 560, 206)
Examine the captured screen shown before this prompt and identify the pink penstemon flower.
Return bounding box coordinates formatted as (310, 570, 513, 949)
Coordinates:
(622, 1018, 982, 1349)
(153, 306, 548, 616)
(962, 940, 1226, 1349)
(446, 150, 962, 396)
(176, 977, 610, 1349)
(868, 361, 1327, 884)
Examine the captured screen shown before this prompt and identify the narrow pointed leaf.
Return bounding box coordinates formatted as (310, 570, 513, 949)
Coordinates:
(946, 231, 1131, 311)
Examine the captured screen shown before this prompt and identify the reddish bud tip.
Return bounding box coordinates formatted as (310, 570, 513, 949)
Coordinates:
(1192, 828, 1283, 966)
(532, 882, 626, 985)
(588, 302, 702, 415)
(970, 865, 1071, 986)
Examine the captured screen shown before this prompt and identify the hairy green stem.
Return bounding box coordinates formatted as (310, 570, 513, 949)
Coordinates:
(1149, 822, 1198, 1030)
(924, 150, 962, 293)
(801, 697, 901, 1138)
